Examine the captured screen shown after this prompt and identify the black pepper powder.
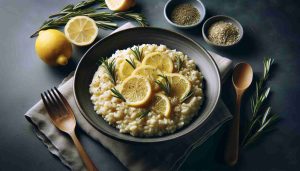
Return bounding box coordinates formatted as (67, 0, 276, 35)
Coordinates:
(170, 3, 200, 26)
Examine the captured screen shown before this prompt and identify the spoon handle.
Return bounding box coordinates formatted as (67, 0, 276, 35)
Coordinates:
(224, 93, 242, 166)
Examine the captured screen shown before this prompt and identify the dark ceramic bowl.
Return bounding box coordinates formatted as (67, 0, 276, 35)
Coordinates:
(73, 27, 221, 143)
(164, 0, 206, 28)
(202, 15, 244, 47)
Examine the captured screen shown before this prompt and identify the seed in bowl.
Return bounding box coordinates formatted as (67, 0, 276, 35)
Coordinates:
(89, 44, 204, 137)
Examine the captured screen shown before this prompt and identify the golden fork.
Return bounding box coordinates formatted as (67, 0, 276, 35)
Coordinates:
(41, 87, 98, 171)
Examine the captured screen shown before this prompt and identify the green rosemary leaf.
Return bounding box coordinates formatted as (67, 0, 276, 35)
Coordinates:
(130, 47, 143, 61)
(138, 108, 151, 119)
(111, 87, 126, 102)
(241, 57, 279, 149)
(155, 74, 171, 96)
(125, 58, 136, 69)
(180, 90, 194, 103)
(30, 0, 148, 38)
(100, 58, 117, 85)
(175, 55, 183, 72)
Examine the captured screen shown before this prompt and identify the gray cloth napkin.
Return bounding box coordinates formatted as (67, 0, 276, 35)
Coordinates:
(25, 23, 232, 171)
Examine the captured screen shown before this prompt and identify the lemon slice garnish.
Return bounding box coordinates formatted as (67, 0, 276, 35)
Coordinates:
(132, 65, 162, 91)
(142, 52, 174, 73)
(151, 93, 171, 117)
(120, 75, 152, 107)
(167, 73, 191, 100)
(64, 16, 98, 46)
(118, 59, 141, 81)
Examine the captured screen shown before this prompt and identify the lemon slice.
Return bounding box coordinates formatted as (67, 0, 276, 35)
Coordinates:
(151, 93, 171, 117)
(64, 16, 98, 46)
(167, 73, 191, 100)
(142, 52, 174, 73)
(120, 75, 152, 107)
(105, 0, 135, 11)
(118, 59, 141, 81)
(132, 65, 162, 91)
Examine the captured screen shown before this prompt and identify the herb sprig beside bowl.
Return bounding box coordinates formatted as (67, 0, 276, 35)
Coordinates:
(241, 58, 280, 148)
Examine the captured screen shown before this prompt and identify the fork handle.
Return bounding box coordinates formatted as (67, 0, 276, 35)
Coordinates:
(70, 131, 98, 171)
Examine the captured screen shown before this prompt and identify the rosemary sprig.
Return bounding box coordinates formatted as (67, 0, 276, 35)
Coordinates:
(130, 47, 143, 62)
(138, 108, 151, 119)
(30, 0, 148, 37)
(155, 74, 171, 96)
(49, 0, 106, 18)
(100, 58, 117, 85)
(111, 87, 126, 102)
(175, 55, 184, 72)
(125, 58, 136, 69)
(241, 57, 279, 148)
(180, 90, 194, 103)
(242, 107, 279, 148)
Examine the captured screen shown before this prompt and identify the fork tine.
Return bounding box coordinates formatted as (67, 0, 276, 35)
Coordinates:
(50, 88, 68, 115)
(41, 93, 54, 116)
(45, 89, 62, 116)
(54, 87, 74, 114)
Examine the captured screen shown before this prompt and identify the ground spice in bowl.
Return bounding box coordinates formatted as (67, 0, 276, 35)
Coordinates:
(207, 21, 240, 46)
(170, 3, 200, 26)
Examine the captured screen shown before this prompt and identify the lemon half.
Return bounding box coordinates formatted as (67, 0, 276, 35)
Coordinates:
(64, 16, 98, 46)
(105, 0, 135, 11)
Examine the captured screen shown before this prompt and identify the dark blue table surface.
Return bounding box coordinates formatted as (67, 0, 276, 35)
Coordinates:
(0, 0, 299, 170)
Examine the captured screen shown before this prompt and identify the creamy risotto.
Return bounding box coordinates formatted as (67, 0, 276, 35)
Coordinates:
(89, 44, 204, 137)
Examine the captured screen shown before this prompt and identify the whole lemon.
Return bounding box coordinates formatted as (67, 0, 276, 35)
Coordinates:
(35, 29, 72, 66)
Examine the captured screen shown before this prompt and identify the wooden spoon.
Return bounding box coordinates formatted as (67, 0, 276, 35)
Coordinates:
(224, 63, 253, 166)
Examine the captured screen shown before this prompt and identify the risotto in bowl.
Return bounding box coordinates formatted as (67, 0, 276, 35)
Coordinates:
(89, 44, 204, 137)
(73, 27, 221, 143)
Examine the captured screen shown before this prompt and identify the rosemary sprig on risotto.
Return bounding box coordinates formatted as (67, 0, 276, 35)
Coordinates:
(100, 58, 117, 85)
(175, 55, 184, 72)
(155, 74, 171, 96)
(138, 108, 151, 119)
(130, 47, 143, 61)
(125, 58, 136, 69)
(181, 90, 194, 103)
(111, 87, 126, 102)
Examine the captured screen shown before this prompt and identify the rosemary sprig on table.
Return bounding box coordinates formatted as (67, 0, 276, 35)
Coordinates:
(111, 87, 126, 102)
(100, 58, 117, 85)
(30, 0, 148, 37)
(130, 47, 143, 62)
(155, 74, 171, 96)
(241, 57, 279, 148)
(125, 58, 136, 69)
(49, 0, 106, 18)
(175, 55, 184, 72)
(180, 90, 194, 103)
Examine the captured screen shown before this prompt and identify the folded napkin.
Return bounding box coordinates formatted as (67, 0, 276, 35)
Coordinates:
(25, 23, 232, 171)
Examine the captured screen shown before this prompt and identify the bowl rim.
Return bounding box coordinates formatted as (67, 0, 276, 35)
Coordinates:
(164, 0, 206, 28)
(73, 27, 221, 143)
(202, 15, 244, 47)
